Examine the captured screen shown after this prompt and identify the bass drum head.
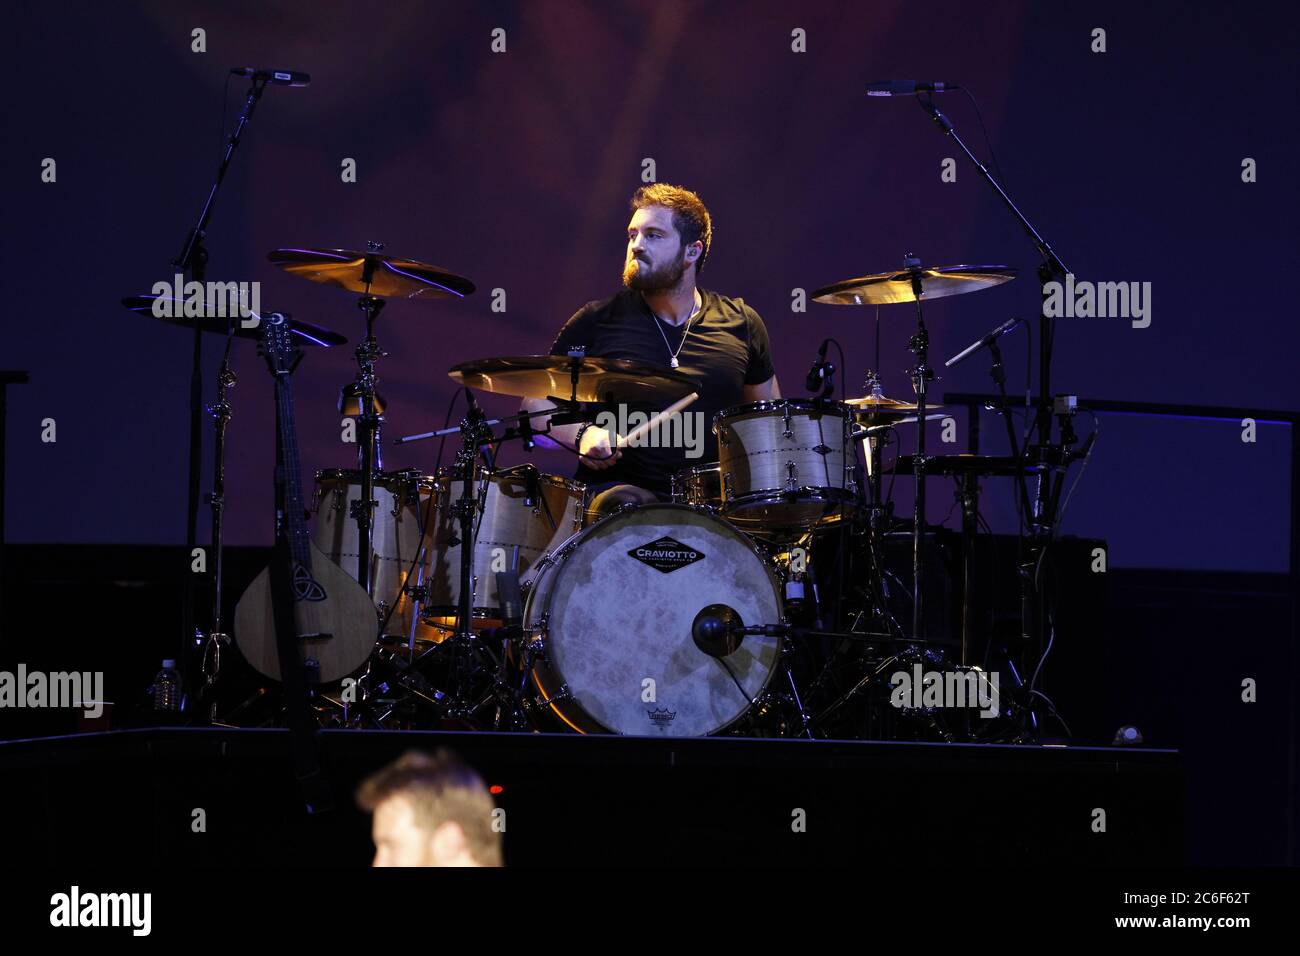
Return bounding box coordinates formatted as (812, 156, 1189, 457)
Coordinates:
(526, 503, 783, 737)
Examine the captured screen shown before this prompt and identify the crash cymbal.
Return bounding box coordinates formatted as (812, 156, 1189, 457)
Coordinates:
(121, 295, 347, 347)
(267, 247, 475, 300)
(449, 355, 699, 403)
(811, 264, 1016, 306)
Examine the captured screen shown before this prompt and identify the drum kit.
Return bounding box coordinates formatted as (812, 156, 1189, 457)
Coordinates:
(124, 242, 1057, 743)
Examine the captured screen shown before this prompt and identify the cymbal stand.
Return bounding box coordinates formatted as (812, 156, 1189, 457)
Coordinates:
(904, 255, 934, 643)
(348, 241, 388, 594)
(199, 334, 238, 712)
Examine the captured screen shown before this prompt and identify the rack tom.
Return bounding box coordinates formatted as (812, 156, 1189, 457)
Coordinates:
(714, 398, 855, 538)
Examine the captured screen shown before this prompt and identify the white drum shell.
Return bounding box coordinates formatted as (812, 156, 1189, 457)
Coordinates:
(525, 504, 783, 736)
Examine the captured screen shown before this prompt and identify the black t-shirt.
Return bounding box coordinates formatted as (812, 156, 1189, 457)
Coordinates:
(548, 287, 776, 495)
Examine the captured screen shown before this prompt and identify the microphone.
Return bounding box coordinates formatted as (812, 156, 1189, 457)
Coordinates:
(866, 80, 961, 97)
(805, 339, 832, 393)
(229, 67, 311, 87)
(692, 604, 746, 658)
(944, 316, 1026, 368)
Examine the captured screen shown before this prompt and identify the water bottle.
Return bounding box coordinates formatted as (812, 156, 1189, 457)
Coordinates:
(152, 660, 182, 713)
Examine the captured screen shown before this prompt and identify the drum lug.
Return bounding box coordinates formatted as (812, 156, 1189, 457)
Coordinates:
(785, 460, 798, 491)
(722, 471, 734, 502)
(782, 405, 793, 439)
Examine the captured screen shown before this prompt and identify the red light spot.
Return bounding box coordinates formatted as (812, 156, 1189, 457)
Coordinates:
(489, 785, 503, 795)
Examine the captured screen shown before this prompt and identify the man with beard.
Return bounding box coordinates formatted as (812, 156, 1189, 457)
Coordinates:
(522, 183, 781, 516)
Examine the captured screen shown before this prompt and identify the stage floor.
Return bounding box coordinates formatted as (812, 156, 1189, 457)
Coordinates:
(0, 728, 1182, 866)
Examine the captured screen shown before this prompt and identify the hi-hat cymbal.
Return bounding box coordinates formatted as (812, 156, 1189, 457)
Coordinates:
(812, 264, 1016, 306)
(844, 394, 937, 414)
(449, 355, 699, 403)
(121, 295, 347, 347)
(267, 247, 476, 301)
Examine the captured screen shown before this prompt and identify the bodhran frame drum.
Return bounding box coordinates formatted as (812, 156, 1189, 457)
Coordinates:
(714, 398, 856, 539)
(423, 463, 587, 628)
(523, 503, 784, 736)
(312, 468, 437, 643)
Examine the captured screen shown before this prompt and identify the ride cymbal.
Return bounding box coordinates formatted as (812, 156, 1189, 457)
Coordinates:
(811, 264, 1016, 306)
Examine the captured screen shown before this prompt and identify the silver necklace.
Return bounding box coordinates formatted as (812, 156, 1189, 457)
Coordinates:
(648, 291, 702, 369)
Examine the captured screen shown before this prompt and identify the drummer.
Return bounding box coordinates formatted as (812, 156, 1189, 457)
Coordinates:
(522, 183, 782, 516)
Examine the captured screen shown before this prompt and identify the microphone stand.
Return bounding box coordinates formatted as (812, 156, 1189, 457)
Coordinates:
(904, 256, 933, 645)
(914, 92, 1072, 733)
(172, 74, 270, 715)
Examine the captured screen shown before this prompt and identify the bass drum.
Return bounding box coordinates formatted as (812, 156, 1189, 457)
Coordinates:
(524, 503, 784, 736)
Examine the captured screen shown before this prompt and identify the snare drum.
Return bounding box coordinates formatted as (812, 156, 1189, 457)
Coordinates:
(714, 398, 856, 538)
(524, 503, 784, 736)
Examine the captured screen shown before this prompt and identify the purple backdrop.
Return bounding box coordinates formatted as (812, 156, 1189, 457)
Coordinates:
(6, 0, 1297, 571)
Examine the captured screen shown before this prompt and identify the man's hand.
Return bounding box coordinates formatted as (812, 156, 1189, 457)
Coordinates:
(579, 425, 622, 469)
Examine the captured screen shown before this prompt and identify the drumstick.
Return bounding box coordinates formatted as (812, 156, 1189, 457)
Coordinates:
(615, 392, 699, 449)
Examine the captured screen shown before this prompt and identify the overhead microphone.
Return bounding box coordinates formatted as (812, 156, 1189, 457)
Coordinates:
(945, 315, 1026, 368)
(229, 67, 311, 87)
(866, 80, 961, 97)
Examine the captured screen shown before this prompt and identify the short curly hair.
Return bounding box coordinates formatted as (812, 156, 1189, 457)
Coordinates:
(356, 749, 502, 866)
(630, 183, 713, 274)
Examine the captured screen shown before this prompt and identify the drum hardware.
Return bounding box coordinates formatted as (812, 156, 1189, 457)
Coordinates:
(812, 256, 1018, 644)
(158, 73, 314, 716)
(269, 242, 477, 596)
(120, 296, 350, 715)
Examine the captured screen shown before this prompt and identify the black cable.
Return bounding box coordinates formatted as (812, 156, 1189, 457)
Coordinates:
(217, 71, 233, 152)
(1054, 410, 1099, 534)
(960, 87, 1009, 187)
(374, 389, 464, 637)
(717, 655, 753, 706)
(434, 387, 467, 474)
